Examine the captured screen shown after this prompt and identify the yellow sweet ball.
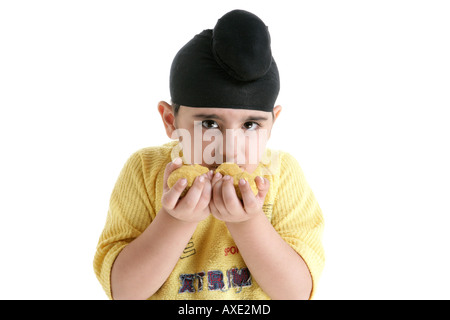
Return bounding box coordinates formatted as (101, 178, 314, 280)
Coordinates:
(214, 162, 243, 177)
(167, 162, 260, 200)
(215, 163, 259, 200)
(167, 164, 209, 197)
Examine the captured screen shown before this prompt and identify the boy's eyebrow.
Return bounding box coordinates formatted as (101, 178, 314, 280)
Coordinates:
(192, 113, 270, 122)
(192, 113, 222, 120)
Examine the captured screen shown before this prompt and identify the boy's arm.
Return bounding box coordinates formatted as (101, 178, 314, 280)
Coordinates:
(110, 159, 212, 300)
(110, 207, 198, 300)
(226, 212, 312, 300)
(210, 174, 312, 299)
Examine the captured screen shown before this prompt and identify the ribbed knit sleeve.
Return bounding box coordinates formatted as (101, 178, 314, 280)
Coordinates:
(272, 152, 325, 299)
(93, 150, 154, 299)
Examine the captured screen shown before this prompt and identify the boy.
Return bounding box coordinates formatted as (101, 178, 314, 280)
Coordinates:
(94, 9, 324, 300)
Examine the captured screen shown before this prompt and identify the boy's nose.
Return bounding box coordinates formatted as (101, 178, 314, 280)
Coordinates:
(218, 129, 240, 163)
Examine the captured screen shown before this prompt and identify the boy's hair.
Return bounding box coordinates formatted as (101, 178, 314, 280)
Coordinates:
(172, 103, 181, 116)
(171, 102, 275, 120)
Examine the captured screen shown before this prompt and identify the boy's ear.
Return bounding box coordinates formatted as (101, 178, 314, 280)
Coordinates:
(158, 101, 176, 139)
(266, 105, 282, 140)
(273, 105, 282, 123)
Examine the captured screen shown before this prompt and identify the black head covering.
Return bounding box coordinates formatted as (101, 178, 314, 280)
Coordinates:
(169, 10, 280, 112)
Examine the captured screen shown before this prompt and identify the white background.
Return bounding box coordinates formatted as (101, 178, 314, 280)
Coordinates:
(1, 0, 449, 299)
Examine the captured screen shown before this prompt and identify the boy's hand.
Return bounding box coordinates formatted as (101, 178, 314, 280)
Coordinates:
(209, 172, 270, 224)
(161, 158, 212, 223)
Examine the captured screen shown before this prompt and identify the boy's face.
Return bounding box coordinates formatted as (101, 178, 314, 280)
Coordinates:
(160, 103, 281, 173)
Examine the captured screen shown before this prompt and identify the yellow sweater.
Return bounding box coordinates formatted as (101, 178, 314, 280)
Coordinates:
(93, 141, 325, 299)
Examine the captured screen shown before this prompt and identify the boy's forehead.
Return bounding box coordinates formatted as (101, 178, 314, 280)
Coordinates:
(179, 105, 270, 120)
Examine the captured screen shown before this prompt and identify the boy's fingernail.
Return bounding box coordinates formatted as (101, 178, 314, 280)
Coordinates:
(199, 176, 205, 183)
(239, 178, 246, 185)
(214, 172, 221, 179)
(180, 178, 187, 185)
(259, 176, 264, 184)
(173, 158, 182, 165)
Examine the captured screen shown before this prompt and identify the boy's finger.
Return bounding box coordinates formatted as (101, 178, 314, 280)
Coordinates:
(211, 172, 222, 186)
(209, 197, 222, 221)
(162, 178, 187, 210)
(239, 178, 258, 211)
(163, 158, 183, 192)
(222, 176, 242, 214)
(181, 175, 205, 210)
(255, 177, 270, 203)
(212, 178, 227, 213)
(197, 176, 212, 210)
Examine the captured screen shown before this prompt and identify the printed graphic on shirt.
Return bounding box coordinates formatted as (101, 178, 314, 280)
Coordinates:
(224, 246, 239, 256)
(179, 268, 252, 294)
(178, 272, 205, 293)
(227, 268, 252, 292)
(180, 238, 196, 259)
(208, 270, 225, 291)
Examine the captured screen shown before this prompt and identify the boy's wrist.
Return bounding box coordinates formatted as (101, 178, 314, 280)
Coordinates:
(159, 207, 200, 228)
(224, 209, 266, 229)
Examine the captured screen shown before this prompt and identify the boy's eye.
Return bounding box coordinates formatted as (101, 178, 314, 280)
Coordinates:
(202, 120, 219, 129)
(243, 121, 259, 131)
